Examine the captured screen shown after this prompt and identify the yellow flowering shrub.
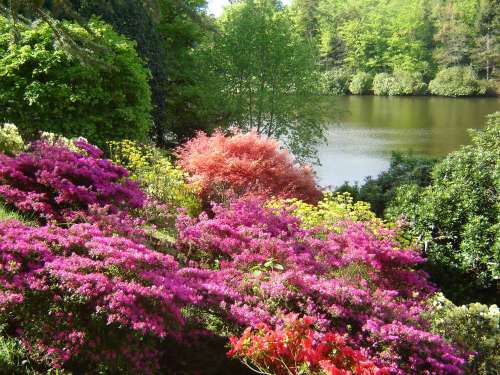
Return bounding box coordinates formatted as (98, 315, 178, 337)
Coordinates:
(270, 192, 414, 248)
(108, 140, 201, 216)
(270, 192, 377, 230)
(0, 123, 24, 155)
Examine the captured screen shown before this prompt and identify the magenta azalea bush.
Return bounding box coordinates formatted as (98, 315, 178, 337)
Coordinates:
(0, 220, 199, 373)
(0, 137, 472, 374)
(176, 200, 466, 374)
(0, 140, 144, 222)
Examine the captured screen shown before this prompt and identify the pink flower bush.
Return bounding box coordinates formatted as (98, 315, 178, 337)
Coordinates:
(0, 220, 198, 372)
(176, 199, 466, 374)
(176, 130, 322, 205)
(0, 140, 144, 222)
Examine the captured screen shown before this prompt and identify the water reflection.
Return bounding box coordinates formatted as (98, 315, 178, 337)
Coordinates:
(316, 96, 500, 188)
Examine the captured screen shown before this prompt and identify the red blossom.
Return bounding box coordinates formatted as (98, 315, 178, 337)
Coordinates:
(228, 314, 390, 375)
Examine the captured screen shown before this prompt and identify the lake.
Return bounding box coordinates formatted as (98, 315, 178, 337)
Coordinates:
(315, 96, 500, 188)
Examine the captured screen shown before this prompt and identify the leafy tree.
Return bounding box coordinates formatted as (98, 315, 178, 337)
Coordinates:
(0, 16, 151, 148)
(387, 112, 500, 304)
(2, 0, 211, 145)
(471, 0, 500, 80)
(197, 0, 326, 161)
(432, 0, 472, 68)
(289, 0, 320, 40)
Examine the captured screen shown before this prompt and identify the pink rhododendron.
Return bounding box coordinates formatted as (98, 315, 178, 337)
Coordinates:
(176, 199, 466, 374)
(0, 140, 144, 222)
(0, 220, 197, 372)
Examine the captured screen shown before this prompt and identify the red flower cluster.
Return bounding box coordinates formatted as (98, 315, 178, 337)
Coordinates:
(228, 314, 389, 375)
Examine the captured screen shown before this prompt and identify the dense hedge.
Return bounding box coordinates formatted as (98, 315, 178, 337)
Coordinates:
(0, 16, 152, 148)
(336, 152, 439, 217)
(320, 68, 352, 95)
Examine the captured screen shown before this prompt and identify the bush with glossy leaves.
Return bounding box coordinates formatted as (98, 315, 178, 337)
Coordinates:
(387, 113, 499, 304)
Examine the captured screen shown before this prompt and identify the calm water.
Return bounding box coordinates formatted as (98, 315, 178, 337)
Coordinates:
(315, 96, 500, 188)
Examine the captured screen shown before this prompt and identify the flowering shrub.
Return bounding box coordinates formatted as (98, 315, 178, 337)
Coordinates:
(228, 314, 389, 375)
(428, 294, 499, 375)
(0, 123, 24, 156)
(176, 199, 466, 373)
(0, 140, 144, 222)
(176, 130, 322, 205)
(0, 220, 199, 373)
(108, 139, 201, 216)
(269, 192, 377, 230)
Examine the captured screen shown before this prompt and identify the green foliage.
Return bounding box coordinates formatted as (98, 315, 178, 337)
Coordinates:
(0, 16, 152, 148)
(387, 113, 500, 303)
(373, 71, 426, 96)
(432, 0, 473, 68)
(392, 70, 427, 95)
(108, 140, 201, 216)
(50, 0, 169, 143)
(317, 0, 434, 76)
(0, 123, 24, 155)
(372, 73, 398, 96)
(429, 66, 485, 97)
(348, 72, 372, 95)
(0, 330, 30, 375)
(336, 152, 438, 217)
(195, 0, 326, 162)
(309, 0, 498, 94)
(0, 202, 21, 222)
(320, 68, 352, 95)
(428, 294, 499, 375)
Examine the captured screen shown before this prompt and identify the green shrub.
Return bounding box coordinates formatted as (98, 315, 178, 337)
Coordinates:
(0, 16, 152, 148)
(372, 73, 397, 95)
(392, 70, 427, 95)
(387, 113, 500, 304)
(348, 72, 372, 95)
(428, 294, 499, 375)
(0, 123, 24, 155)
(373, 71, 426, 96)
(336, 152, 439, 217)
(320, 68, 352, 95)
(429, 66, 485, 97)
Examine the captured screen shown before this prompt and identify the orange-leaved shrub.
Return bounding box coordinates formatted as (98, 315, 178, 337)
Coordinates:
(176, 130, 322, 205)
